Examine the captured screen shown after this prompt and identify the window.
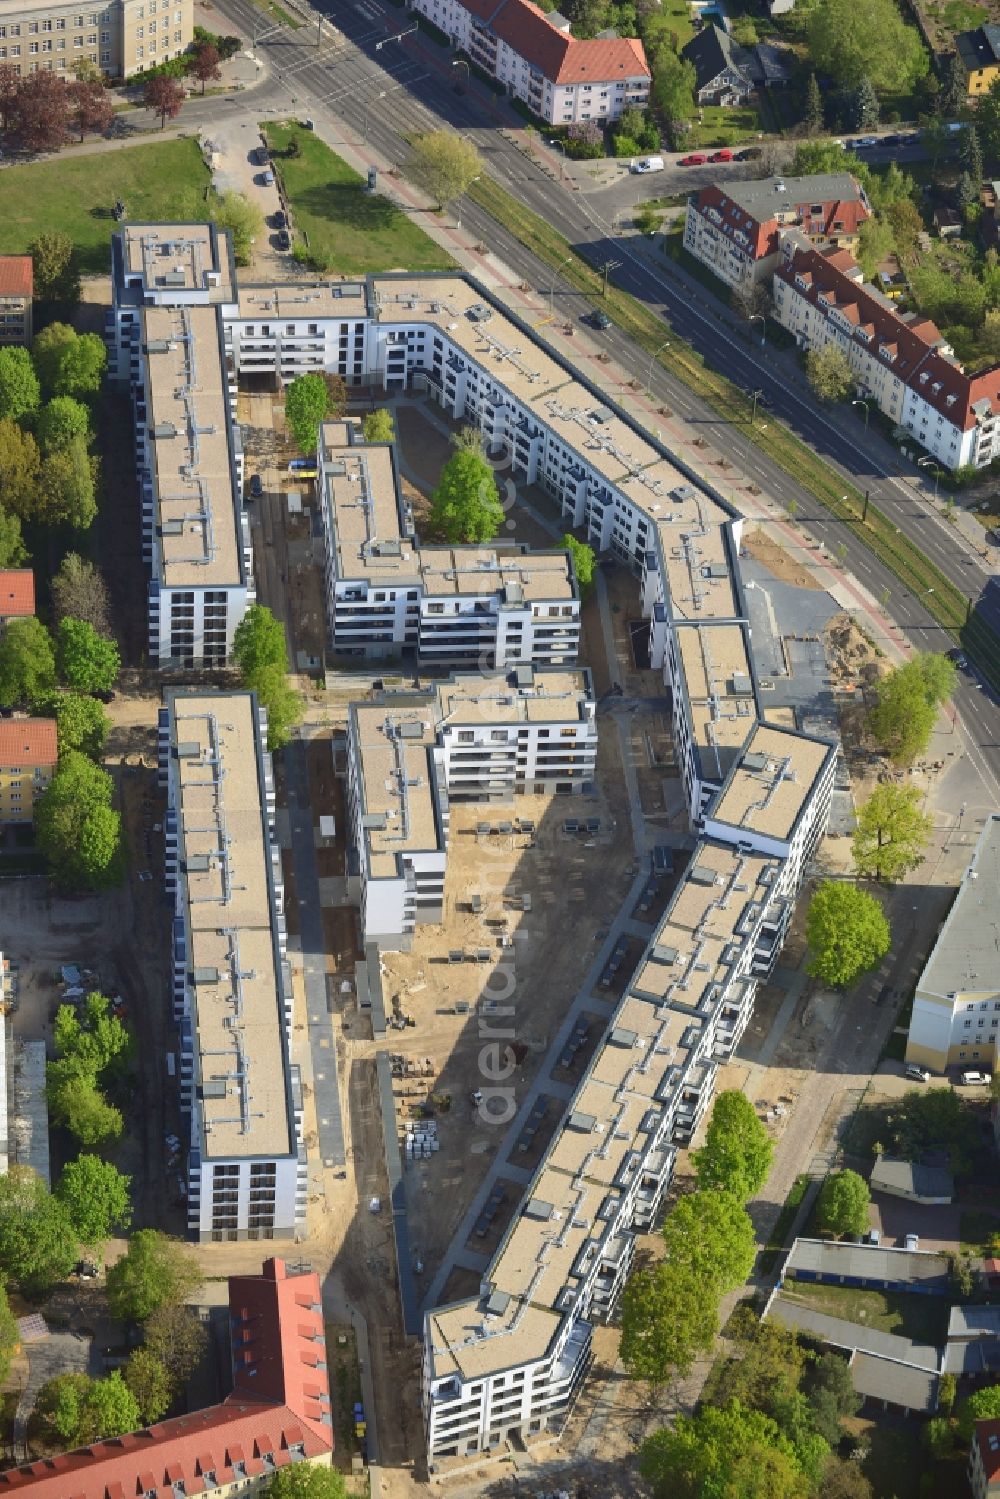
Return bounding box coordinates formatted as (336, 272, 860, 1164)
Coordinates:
(29, 41, 38, 52)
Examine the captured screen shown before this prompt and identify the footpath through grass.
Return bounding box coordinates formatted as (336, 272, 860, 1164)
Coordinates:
(263, 123, 454, 274)
(0, 137, 213, 274)
(467, 176, 1000, 688)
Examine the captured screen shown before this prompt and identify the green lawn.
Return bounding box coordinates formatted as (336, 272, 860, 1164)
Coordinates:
(781, 1281, 949, 1345)
(929, 0, 988, 30)
(660, 0, 696, 48)
(682, 105, 764, 149)
(0, 137, 213, 275)
(262, 122, 454, 274)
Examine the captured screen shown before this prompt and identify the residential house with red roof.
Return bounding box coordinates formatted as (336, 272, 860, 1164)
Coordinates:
(0, 719, 56, 825)
(970, 1416, 1000, 1497)
(0, 258, 32, 346)
(410, 0, 649, 123)
(683, 173, 871, 290)
(773, 242, 1000, 472)
(0, 572, 35, 631)
(0, 1258, 334, 1497)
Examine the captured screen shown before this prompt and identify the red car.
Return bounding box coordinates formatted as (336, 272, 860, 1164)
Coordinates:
(680, 153, 707, 166)
(709, 148, 734, 162)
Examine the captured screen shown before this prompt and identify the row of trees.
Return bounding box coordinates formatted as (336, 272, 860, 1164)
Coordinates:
(47, 991, 131, 1144)
(0, 63, 113, 152)
(619, 1091, 772, 1390)
(232, 604, 303, 751)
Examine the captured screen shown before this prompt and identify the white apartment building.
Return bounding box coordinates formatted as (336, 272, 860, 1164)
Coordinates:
(159, 691, 306, 1243)
(317, 418, 581, 667)
(0, 0, 193, 81)
(906, 814, 1000, 1075)
(774, 244, 1000, 472)
(225, 281, 371, 387)
(407, 0, 649, 125)
(345, 668, 597, 949)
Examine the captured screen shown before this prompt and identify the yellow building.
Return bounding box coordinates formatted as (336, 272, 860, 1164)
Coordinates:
(0, 718, 57, 824)
(0, 0, 193, 79)
(957, 24, 1000, 98)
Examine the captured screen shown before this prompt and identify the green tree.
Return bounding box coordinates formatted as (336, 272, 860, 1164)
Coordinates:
(857, 217, 894, 279)
(957, 170, 979, 215)
(808, 1351, 861, 1441)
(651, 46, 697, 127)
(56, 617, 120, 695)
(265, 1470, 348, 1499)
(51, 552, 112, 635)
(144, 1303, 209, 1389)
(29, 231, 81, 308)
(38, 434, 98, 529)
(47, 1058, 123, 1145)
(0, 1166, 79, 1297)
(0, 616, 56, 708)
(52, 332, 107, 399)
(662, 1190, 756, 1293)
(85, 1371, 140, 1440)
(867, 653, 955, 764)
(806, 881, 890, 988)
(806, 0, 927, 91)
(36, 1372, 92, 1444)
(939, 53, 966, 118)
(0, 417, 41, 521)
(635, 203, 663, 237)
(0, 1285, 18, 1388)
(639, 1401, 807, 1499)
(38, 1370, 140, 1445)
(620, 1260, 718, 1387)
(54, 692, 110, 759)
(805, 344, 854, 403)
(106, 1230, 201, 1323)
(821, 1455, 874, 1498)
(31, 323, 75, 395)
(850, 77, 880, 131)
(253, 663, 303, 752)
(561, 534, 596, 594)
(816, 1169, 871, 1238)
(0, 346, 41, 421)
(693, 1089, 773, 1202)
(284, 372, 329, 454)
(730, 14, 757, 45)
(0, 503, 25, 568)
(35, 750, 122, 892)
(429, 448, 504, 542)
(961, 124, 984, 186)
(36, 395, 91, 454)
(958, 1384, 1000, 1441)
(852, 783, 933, 882)
(54, 992, 131, 1075)
(803, 72, 824, 135)
(923, 1415, 955, 1458)
(938, 1372, 958, 1414)
(56, 1155, 132, 1244)
(406, 131, 483, 210)
(232, 603, 287, 681)
(212, 190, 265, 267)
(361, 408, 395, 444)
(124, 1348, 173, 1424)
(771, 1390, 830, 1490)
(713, 1308, 806, 1415)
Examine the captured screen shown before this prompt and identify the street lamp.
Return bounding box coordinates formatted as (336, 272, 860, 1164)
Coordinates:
(451, 58, 470, 90)
(646, 339, 670, 396)
(917, 455, 943, 502)
(749, 386, 764, 427)
(455, 176, 480, 231)
(748, 312, 765, 348)
(548, 136, 568, 182)
(852, 397, 870, 432)
(548, 253, 572, 314)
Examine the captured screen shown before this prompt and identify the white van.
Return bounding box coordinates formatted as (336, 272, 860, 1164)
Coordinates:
(632, 156, 664, 174)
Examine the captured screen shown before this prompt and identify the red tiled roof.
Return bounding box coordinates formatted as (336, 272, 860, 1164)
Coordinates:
(0, 719, 56, 769)
(691, 180, 869, 265)
(976, 1417, 1000, 1481)
(0, 1260, 333, 1497)
(0, 257, 32, 299)
(776, 244, 1000, 431)
(0, 571, 34, 619)
(485, 0, 649, 84)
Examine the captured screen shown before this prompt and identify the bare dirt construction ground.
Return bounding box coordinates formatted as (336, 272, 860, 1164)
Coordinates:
(744, 527, 821, 590)
(825, 610, 894, 808)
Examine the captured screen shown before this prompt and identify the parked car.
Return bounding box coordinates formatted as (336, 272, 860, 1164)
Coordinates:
(679, 153, 707, 166)
(709, 148, 734, 163)
(248, 473, 263, 499)
(253, 145, 269, 165)
(301, 117, 315, 130)
(631, 155, 664, 174)
(273, 209, 287, 229)
(961, 1070, 992, 1085)
(735, 146, 762, 161)
(590, 309, 612, 330)
(947, 647, 968, 668)
(905, 1063, 930, 1082)
(904, 1233, 920, 1251)
(857, 136, 879, 149)
(276, 229, 291, 251)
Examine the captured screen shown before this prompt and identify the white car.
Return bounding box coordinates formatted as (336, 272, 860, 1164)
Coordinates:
(961, 1070, 992, 1086)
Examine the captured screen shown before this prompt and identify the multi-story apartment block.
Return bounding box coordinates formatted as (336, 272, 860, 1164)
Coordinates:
(0, 719, 56, 824)
(970, 1417, 1000, 1499)
(0, 0, 192, 80)
(683, 173, 870, 289)
(317, 419, 581, 666)
(774, 243, 1000, 471)
(0, 570, 34, 629)
(0, 257, 32, 345)
(107, 221, 237, 380)
(406, 0, 649, 124)
(225, 280, 371, 386)
(905, 814, 1000, 1075)
(0, 1258, 334, 1495)
(346, 667, 597, 949)
(957, 24, 1000, 97)
(159, 691, 306, 1243)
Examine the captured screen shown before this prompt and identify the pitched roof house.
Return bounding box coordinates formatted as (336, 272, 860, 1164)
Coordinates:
(681, 24, 789, 104)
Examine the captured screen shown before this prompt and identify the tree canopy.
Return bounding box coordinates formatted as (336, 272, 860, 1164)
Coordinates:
(407, 131, 483, 209)
(232, 605, 302, 752)
(958, 1384, 1000, 1441)
(805, 344, 853, 404)
(852, 783, 933, 882)
(284, 373, 329, 454)
(144, 74, 185, 128)
(143, 1302, 209, 1390)
(264, 1467, 348, 1498)
(0, 345, 41, 421)
(806, 0, 928, 92)
(0, 616, 56, 708)
(561, 534, 596, 594)
(0, 418, 41, 521)
(661, 1190, 757, 1294)
(56, 617, 120, 695)
(620, 1259, 718, 1388)
(54, 692, 110, 759)
(51, 552, 113, 635)
(806, 881, 891, 989)
(213, 191, 265, 267)
(29, 230, 81, 307)
(429, 448, 504, 543)
(47, 992, 130, 1145)
(816, 1169, 871, 1238)
(56, 1155, 132, 1244)
(0, 1285, 18, 1389)
(38, 433, 98, 529)
(37, 1370, 140, 1447)
(867, 653, 956, 764)
(124, 1348, 173, 1424)
(639, 1401, 808, 1499)
(361, 408, 396, 444)
(36, 396, 91, 454)
(33, 323, 106, 399)
(0, 1166, 78, 1297)
(106, 1230, 201, 1323)
(35, 750, 122, 892)
(693, 1089, 773, 1202)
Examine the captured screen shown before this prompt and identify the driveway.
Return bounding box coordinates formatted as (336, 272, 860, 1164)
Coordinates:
(200, 113, 290, 276)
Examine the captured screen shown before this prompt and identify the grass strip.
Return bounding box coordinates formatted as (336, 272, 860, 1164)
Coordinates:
(758, 1173, 811, 1276)
(468, 176, 1000, 688)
